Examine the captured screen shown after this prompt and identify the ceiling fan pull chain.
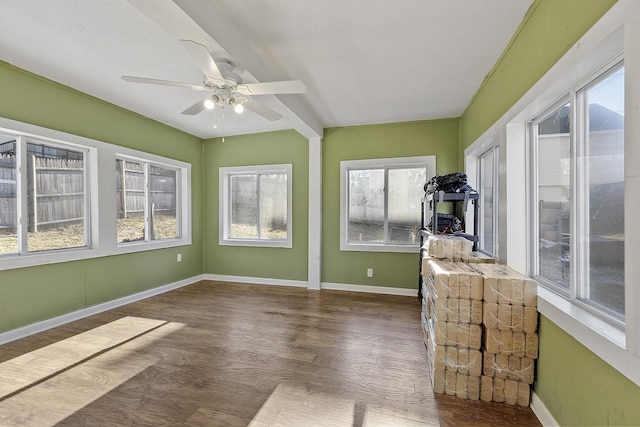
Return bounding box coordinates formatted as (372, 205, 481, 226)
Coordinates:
(221, 112, 226, 143)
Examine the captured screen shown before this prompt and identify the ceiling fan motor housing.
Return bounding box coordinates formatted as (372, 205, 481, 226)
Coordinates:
(204, 60, 241, 88)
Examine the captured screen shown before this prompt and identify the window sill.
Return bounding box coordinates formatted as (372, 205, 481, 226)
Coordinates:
(219, 239, 292, 249)
(0, 237, 192, 272)
(537, 286, 640, 387)
(340, 242, 419, 253)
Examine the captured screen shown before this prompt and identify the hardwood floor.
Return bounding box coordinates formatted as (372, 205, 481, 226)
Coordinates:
(0, 281, 542, 426)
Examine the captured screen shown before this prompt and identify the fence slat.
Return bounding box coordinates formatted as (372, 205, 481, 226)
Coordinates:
(1, 156, 177, 229)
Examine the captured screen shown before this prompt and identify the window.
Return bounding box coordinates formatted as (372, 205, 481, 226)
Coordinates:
(219, 164, 292, 248)
(478, 146, 498, 256)
(0, 116, 192, 271)
(531, 62, 624, 322)
(0, 134, 90, 255)
(0, 135, 18, 255)
(340, 156, 435, 253)
(116, 158, 180, 244)
(491, 2, 639, 386)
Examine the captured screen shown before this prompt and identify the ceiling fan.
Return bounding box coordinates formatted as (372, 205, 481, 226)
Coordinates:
(121, 40, 306, 121)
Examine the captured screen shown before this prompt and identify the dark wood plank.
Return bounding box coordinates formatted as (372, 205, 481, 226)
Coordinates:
(0, 281, 542, 426)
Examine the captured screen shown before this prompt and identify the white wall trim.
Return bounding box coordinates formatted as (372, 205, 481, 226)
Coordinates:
(308, 136, 322, 290)
(465, 0, 640, 388)
(538, 287, 640, 387)
(531, 391, 559, 427)
(321, 282, 418, 297)
(1, 275, 419, 346)
(0, 274, 204, 346)
(0, 116, 193, 272)
(339, 155, 436, 253)
(218, 164, 293, 248)
(203, 274, 308, 288)
(202, 274, 417, 297)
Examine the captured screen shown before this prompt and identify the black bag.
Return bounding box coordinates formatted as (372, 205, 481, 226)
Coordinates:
(424, 173, 473, 194)
(426, 213, 463, 234)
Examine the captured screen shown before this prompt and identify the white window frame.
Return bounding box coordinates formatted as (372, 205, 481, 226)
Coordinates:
(0, 117, 192, 272)
(479, 145, 499, 257)
(466, 141, 500, 259)
(468, 1, 640, 387)
(528, 62, 625, 326)
(0, 133, 92, 254)
(219, 164, 293, 248)
(116, 155, 183, 245)
(340, 156, 435, 253)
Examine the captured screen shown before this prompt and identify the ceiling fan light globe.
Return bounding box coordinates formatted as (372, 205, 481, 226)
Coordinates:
(234, 103, 244, 114)
(204, 99, 215, 110)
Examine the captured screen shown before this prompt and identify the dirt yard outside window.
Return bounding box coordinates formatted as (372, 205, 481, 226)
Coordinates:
(0, 215, 178, 254)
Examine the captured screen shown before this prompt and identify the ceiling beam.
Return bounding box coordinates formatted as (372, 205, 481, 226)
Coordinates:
(172, 0, 323, 139)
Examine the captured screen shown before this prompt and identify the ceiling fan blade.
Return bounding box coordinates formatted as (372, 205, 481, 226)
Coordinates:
(243, 99, 282, 121)
(180, 40, 225, 83)
(236, 80, 306, 95)
(121, 75, 209, 91)
(181, 99, 208, 115)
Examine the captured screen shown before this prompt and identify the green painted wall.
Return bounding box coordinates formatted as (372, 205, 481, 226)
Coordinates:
(460, 1, 640, 425)
(322, 120, 459, 288)
(0, 61, 204, 333)
(202, 130, 309, 281)
(536, 317, 640, 426)
(460, 0, 617, 154)
(5, 5, 638, 425)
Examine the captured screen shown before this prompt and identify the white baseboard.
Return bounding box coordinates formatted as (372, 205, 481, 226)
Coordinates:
(203, 274, 309, 288)
(203, 275, 419, 297)
(321, 282, 418, 296)
(0, 275, 204, 346)
(531, 391, 559, 426)
(0, 272, 556, 427)
(0, 275, 418, 346)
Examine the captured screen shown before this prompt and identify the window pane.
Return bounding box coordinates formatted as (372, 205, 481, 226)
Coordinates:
(150, 165, 178, 240)
(537, 102, 571, 290)
(27, 142, 85, 251)
(230, 174, 258, 239)
(480, 149, 495, 255)
(388, 167, 425, 244)
(348, 169, 384, 242)
(0, 136, 18, 255)
(259, 173, 287, 240)
(581, 66, 624, 315)
(116, 159, 145, 243)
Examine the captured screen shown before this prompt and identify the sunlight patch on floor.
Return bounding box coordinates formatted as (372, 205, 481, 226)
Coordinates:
(363, 405, 439, 427)
(0, 316, 184, 427)
(248, 383, 439, 427)
(248, 383, 356, 427)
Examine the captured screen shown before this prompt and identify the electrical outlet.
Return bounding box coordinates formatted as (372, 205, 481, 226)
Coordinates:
(177, 253, 182, 262)
(367, 268, 373, 277)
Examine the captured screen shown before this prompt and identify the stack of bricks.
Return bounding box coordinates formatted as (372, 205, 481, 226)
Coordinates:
(422, 260, 484, 400)
(471, 264, 539, 407)
(420, 234, 539, 406)
(423, 234, 474, 261)
(421, 235, 495, 276)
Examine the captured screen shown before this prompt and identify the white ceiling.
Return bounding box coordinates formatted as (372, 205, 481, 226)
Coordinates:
(0, 0, 533, 140)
